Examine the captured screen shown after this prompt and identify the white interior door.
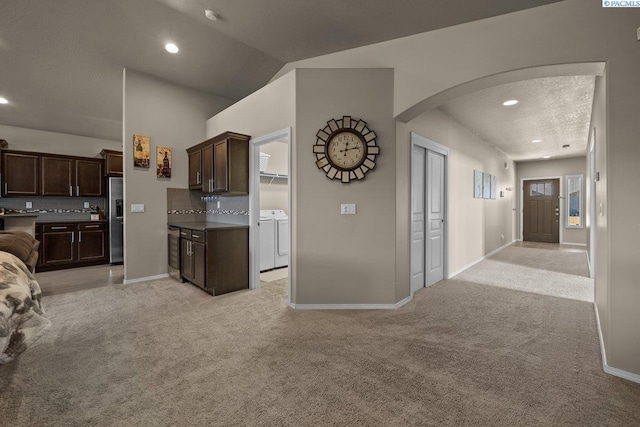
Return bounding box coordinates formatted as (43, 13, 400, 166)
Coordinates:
(426, 150, 445, 286)
(411, 145, 426, 293)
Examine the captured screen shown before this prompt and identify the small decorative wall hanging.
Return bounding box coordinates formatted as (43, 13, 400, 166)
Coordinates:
(490, 175, 497, 199)
(482, 172, 491, 199)
(474, 170, 483, 198)
(313, 116, 379, 183)
(133, 134, 150, 168)
(157, 146, 172, 178)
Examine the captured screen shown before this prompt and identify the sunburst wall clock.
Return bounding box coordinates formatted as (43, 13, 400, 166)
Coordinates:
(313, 116, 380, 183)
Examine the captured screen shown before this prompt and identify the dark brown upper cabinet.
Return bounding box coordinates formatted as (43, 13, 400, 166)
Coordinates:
(41, 156, 103, 197)
(100, 149, 123, 177)
(2, 152, 40, 196)
(188, 150, 201, 189)
(186, 131, 250, 195)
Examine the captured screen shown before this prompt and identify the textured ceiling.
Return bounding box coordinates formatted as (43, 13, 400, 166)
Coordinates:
(0, 0, 564, 142)
(439, 76, 596, 162)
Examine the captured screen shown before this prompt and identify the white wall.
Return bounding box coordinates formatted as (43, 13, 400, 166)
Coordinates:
(295, 68, 395, 305)
(272, 0, 640, 376)
(123, 69, 233, 281)
(516, 157, 587, 245)
(0, 124, 120, 157)
(259, 141, 288, 212)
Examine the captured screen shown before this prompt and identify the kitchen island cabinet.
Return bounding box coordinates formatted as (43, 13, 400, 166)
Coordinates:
(171, 221, 249, 296)
(36, 220, 108, 272)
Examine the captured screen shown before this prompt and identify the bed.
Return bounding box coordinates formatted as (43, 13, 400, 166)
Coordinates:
(0, 231, 50, 364)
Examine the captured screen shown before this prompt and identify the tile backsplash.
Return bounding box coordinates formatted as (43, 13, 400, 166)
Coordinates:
(0, 197, 105, 221)
(166, 188, 249, 225)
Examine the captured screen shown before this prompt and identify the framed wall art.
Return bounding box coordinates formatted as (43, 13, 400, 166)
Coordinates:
(482, 172, 491, 199)
(490, 175, 497, 199)
(133, 134, 150, 168)
(474, 170, 483, 198)
(157, 146, 172, 178)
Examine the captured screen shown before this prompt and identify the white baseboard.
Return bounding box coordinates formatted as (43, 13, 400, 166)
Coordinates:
(594, 303, 640, 384)
(289, 295, 413, 310)
(448, 240, 514, 278)
(562, 242, 587, 246)
(123, 273, 169, 285)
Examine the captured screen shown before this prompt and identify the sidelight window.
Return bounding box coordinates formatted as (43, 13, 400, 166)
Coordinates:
(566, 175, 583, 228)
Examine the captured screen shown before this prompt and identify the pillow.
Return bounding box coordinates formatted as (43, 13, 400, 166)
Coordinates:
(0, 231, 38, 265)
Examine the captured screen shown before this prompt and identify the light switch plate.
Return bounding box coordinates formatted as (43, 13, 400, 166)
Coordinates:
(131, 204, 145, 213)
(25, 201, 32, 209)
(84, 202, 90, 208)
(341, 203, 356, 215)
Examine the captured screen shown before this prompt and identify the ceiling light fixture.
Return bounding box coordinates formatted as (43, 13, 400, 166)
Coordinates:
(542, 155, 552, 159)
(205, 10, 218, 21)
(502, 99, 518, 106)
(0, 97, 8, 104)
(532, 139, 542, 143)
(165, 43, 179, 53)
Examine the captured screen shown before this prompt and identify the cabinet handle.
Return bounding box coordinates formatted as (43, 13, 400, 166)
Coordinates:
(51, 226, 68, 230)
(76, 185, 80, 196)
(192, 234, 199, 238)
(188, 240, 192, 256)
(69, 185, 73, 196)
(197, 171, 201, 184)
(4, 183, 7, 194)
(72, 233, 74, 243)
(85, 225, 100, 228)
(79, 231, 82, 242)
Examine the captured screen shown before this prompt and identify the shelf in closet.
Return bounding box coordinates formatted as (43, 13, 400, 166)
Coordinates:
(259, 172, 288, 184)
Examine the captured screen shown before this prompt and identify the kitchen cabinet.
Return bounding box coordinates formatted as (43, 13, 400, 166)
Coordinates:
(100, 149, 123, 177)
(37, 221, 108, 272)
(175, 223, 249, 296)
(186, 131, 250, 195)
(180, 229, 206, 289)
(2, 151, 39, 196)
(40, 156, 103, 197)
(188, 150, 201, 189)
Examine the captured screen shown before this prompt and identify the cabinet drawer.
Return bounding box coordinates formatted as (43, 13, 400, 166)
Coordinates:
(191, 231, 205, 243)
(179, 229, 191, 239)
(43, 224, 75, 232)
(78, 222, 106, 231)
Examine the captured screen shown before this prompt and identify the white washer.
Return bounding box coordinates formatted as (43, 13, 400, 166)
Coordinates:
(260, 209, 289, 269)
(259, 213, 275, 271)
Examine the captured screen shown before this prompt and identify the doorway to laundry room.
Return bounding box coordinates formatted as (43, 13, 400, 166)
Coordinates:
(250, 129, 291, 303)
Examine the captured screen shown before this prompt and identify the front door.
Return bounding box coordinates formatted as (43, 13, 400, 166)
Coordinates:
(523, 179, 560, 243)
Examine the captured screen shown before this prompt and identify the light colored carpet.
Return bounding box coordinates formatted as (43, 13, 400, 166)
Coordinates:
(455, 243, 594, 302)
(2, 274, 639, 425)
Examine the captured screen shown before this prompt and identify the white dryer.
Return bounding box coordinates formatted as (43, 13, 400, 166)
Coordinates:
(259, 212, 275, 271)
(260, 209, 289, 270)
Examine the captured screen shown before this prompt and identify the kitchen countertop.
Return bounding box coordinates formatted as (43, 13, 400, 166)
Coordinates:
(0, 213, 39, 218)
(168, 221, 249, 231)
(36, 219, 108, 224)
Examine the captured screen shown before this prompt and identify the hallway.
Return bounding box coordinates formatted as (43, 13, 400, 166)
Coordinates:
(454, 242, 593, 302)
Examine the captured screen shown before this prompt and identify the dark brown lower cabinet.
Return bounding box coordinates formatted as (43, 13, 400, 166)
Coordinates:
(36, 221, 108, 272)
(179, 226, 248, 296)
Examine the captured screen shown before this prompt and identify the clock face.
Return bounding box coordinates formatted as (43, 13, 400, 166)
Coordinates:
(327, 131, 366, 170)
(313, 116, 380, 183)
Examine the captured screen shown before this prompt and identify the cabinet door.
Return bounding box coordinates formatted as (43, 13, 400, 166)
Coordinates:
(42, 226, 75, 265)
(105, 153, 123, 177)
(213, 140, 228, 192)
(181, 238, 193, 280)
(3, 152, 39, 196)
(191, 241, 206, 288)
(188, 150, 202, 189)
(77, 224, 107, 262)
(76, 159, 103, 197)
(41, 156, 74, 196)
(35, 226, 44, 269)
(202, 144, 214, 193)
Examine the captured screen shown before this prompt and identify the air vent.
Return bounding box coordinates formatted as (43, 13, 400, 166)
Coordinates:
(562, 144, 570, 148)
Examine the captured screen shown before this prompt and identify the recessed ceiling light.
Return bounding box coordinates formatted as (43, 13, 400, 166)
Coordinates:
(502, 99, 518, 106)
(205, 10, 218, 21)
(542, 156, 552, 159)
(165, 43, 179, 53)
(0, 97, 8, 104)
(532, 139, 542, 143)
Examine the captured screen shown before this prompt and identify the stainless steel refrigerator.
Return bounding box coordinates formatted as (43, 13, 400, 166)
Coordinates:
(108, 177, 124, 264)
